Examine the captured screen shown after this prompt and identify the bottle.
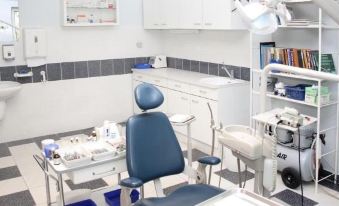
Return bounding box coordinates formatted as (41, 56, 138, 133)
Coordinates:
(53, 151, 61, 165)
(103, 121, 111, 138)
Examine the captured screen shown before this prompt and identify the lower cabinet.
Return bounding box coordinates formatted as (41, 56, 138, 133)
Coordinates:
(190, 95, 218, 146)
(133, 78, 218, 146)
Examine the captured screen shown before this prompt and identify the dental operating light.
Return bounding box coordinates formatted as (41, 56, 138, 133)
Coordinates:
(235, 0, 339, 35)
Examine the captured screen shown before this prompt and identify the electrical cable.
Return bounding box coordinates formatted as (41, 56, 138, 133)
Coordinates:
(298, 125, 304, 206)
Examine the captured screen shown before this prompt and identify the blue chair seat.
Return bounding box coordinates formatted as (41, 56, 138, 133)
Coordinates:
(134, 184, 224, 206)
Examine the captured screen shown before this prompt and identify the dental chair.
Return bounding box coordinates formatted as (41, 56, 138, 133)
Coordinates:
(119, 83, 224, 206)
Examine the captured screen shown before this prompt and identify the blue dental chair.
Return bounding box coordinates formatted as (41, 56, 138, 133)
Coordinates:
(119, 83, 224, 206)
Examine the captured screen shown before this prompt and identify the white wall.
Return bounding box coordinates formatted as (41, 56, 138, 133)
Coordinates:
(162, 30, 251, 67)
(0, 0, 164, 142)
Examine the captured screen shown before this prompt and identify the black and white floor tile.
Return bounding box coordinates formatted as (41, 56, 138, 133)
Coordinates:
(0, 131, 339, 205)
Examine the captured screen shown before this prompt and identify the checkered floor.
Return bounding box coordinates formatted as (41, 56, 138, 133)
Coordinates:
(0, 129, 339, 206)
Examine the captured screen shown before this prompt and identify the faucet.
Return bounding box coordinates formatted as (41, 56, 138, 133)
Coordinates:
(220, 63, 234, 79)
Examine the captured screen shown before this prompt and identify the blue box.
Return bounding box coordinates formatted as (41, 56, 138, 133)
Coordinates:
(104, 189, 139, 206)
(285, 84, 311, 101)
(66, 199, 96, 206)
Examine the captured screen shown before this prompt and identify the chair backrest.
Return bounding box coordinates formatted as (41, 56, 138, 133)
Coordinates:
(125, 83, 185, 183)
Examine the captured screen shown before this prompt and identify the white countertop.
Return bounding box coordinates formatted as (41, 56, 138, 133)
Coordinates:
(132, 68, 248, 89)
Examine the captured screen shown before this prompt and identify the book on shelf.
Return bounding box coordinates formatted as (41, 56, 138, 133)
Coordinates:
(260, 43, 336, 73)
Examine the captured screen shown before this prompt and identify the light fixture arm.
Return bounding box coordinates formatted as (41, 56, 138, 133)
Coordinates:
(0, 19, 20, 31)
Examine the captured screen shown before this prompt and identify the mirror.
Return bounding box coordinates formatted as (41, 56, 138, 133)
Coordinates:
(0, 0, 20, 43)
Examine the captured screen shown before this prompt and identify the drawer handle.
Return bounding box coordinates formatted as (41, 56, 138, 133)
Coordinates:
(205, 23, 213, 26)
(181, 97, 188, 101)
(174, 84, 181, 88)
(137, 75, 143, 79)
(92, 167, 116, 176)
(193, 23, 201, 26)
(199, 90, 207, 94)
(192, 100, 199, 104)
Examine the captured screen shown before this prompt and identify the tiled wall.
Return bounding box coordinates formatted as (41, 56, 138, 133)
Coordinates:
(0, 57, 149, 84)
(167, 57, 250, 81)
(0, 57, 250, 84)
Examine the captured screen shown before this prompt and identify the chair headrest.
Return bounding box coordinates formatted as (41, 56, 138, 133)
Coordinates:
(135, 83, 164, 111)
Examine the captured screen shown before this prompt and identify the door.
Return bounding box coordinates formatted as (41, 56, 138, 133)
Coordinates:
(179, 0, 203, 29)
(190, 95, 218, 146)
(202, 0, 228, 30)
(167, 89, 191, 135)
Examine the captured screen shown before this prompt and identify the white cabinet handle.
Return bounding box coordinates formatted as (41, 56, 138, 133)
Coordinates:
(161, 23, 167, 26)
(155, 79, 161, 83)
(154, 23, 159, 26)
(181, 97, 188, 101)
(193, 23, 201, 26)
(137, 75, 143, 79)
(92, 167, 116, 176)
(204, 23, 213, 26)
(174, 84, 181, 88)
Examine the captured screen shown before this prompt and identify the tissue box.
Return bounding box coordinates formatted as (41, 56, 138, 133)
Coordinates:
(305, 86, 330, 105)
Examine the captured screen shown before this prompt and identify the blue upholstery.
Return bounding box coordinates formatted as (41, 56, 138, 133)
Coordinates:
(198, 156, 221, 166)
(135, 83, 164, 111)
(120, 177, 143, 188)
(122, 84, 225, 206)
(126, 112, 185, 183)
(134, 184, 224, 206)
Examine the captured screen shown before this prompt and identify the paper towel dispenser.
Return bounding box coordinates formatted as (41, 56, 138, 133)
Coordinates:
(23, 28, 47, 67)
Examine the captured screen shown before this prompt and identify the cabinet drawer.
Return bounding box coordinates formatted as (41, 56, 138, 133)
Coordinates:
(67, 158, 127, 184)
(168, 81, 190, 93)
(133, 73, 152, 83)
(190, 85, 218, 100)
(149, 76, 168, 87)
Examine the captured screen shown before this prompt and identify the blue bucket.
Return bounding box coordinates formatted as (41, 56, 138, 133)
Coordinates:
(104, 189, 140, 206)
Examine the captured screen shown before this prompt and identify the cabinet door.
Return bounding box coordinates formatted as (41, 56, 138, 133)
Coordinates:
(190, 96, 218, 146)
(167, 89, 191, 135)
(161, 0, 179, 28)
(180, 0, 203, 29)
(143, 0, 161, 29)
(202, 0, 228, 30)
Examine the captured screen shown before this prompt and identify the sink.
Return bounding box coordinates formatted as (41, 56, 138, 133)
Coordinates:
(0, 81, 21, 120)
(199, 77, 239, 87)
(0, 81, 22, 100)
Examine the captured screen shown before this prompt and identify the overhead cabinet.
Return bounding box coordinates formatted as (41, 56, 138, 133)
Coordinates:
(143, 0, 245, 30)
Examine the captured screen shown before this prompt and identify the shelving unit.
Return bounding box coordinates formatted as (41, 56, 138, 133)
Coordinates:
(63, 0, 119, 26)
(249, 1, 339, 193)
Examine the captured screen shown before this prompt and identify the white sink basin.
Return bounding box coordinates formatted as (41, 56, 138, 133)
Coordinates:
(0, 81, 21, 120)
(199, 77, 239, 86)
(0, 81, 22, 100)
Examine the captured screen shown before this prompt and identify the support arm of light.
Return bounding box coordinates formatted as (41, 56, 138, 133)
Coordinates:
(0, 19, 20, 31)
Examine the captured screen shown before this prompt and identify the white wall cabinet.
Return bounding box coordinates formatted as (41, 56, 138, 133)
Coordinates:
(143, 0, 245, 30)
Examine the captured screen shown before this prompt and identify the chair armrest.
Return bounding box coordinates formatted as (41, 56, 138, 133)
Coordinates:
(198, 156, 221, 166)
(120, 177, 143, 188)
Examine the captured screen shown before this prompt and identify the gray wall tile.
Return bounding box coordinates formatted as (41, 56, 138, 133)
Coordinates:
(32, 65, 47, 83)
(199, 62, 209, 74)
(167, 57, 176, 68)
(61, 62, 75, 80)
(135, 57, 148, 64)
(208, 63, 218, 76)
(101, 59, 113, 76)
(16, 66, 32, 84)
(124, 58, 135, 74)
(241, 67, 251, 81)
(88, 60, 100, 77)
(75, 61, 88, 79)
(175, 58, 183, 70)
(230, 66, 242, 79)
(183, 59, 191, 71)
(0, 66, 16, 81)
(113, 59, 124, 75)
(47, 63, 61, 81)
(191, 61, 200, 72)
